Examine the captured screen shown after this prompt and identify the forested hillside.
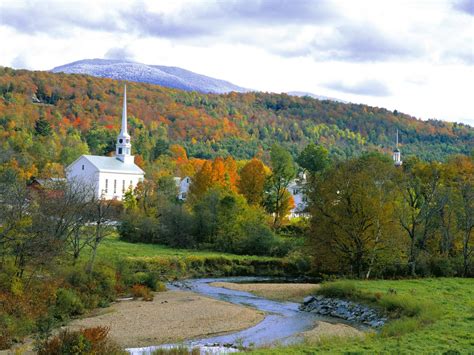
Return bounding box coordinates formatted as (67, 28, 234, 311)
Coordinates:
(0, 66, 472, 177)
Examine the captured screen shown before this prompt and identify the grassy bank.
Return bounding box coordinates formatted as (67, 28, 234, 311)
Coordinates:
(93, 235, 309, 281)
(95, 234, 266, 261)
(250, 278, 474, 353)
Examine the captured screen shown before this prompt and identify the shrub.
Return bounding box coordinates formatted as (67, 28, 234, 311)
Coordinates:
(284, 250, 311, 274)
(38, 329, 91, 355)
(66, 265, 117, 308)
(131, 285, 154, 301)
(37, 327, 125, 355)
(155, 282, 167, 292)
(316, 281, 359, 298)
(53, 288, 84, 321)
(118, 213, 160, 244)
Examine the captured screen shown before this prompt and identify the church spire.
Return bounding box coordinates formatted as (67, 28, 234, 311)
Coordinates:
(116, 85, 133, 163)
(121, 85, 128, 135)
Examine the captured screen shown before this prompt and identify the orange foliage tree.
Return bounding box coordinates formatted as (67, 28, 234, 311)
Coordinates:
(238, 158, 267, 205)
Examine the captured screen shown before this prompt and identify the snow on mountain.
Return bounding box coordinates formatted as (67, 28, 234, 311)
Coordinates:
(51, 59, 344, 103)
(51, 59, 250, 94)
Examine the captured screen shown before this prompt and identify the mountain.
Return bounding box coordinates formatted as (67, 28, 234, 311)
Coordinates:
(51, 59, 250, 94)
(287, 91, 346, 103)
(51, 59, 348, 103)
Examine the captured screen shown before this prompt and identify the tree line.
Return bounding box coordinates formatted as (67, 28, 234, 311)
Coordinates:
(306, 151, 473, 278)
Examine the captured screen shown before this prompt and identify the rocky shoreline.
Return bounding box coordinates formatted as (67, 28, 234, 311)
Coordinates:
(300, 295, 387, 328)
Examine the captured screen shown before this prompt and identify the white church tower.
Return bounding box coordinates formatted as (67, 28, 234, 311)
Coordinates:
(66, 85, 145, 200)
(393, 129, 402, 166)
(116, 85, 134, 164)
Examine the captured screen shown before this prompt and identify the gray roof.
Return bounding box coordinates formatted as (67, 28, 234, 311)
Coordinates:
(82, 155, 144, 174)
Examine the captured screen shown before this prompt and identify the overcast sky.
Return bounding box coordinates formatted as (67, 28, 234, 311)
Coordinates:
(0, 0, 473, 125)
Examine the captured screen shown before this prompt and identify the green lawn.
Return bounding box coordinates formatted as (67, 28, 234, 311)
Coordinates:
(251, 278, 474, 354)
(95, 234, 279, 262)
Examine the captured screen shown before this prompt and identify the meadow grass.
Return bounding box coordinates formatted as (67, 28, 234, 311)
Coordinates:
(94, 234, 279, 262)
(250, 278, 474, 354)
(80, 234, 303, 281)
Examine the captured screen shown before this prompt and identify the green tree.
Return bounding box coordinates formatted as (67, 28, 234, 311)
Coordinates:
(264, 144, 296, 228)
(398, 158, 443, 276)
(123, 189, 138, 211)
(309, 154, 399, 277)
(34, 117, 52, 136)
(297, 143, 330, 175)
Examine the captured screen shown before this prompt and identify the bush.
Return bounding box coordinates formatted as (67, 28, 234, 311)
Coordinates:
(155, 282, 167, 292)
(131, 285, 154, 301)
(317, 281, 359, 298)
(37, 327, 125, 355)
(66, 265, 117, 308)
(53, 288, 84, 321)
(284, 251, 312, 274)
(118, 213, 160, 244)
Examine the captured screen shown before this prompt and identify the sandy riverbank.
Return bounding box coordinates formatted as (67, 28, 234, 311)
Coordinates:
(67, 290, 265, 348)
(209, 282, 319, 302)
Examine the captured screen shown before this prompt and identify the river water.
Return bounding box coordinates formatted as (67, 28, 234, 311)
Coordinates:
(126, 277, 357, 354)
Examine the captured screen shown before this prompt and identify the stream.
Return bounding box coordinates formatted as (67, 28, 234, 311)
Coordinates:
(126, 277, 360, 354)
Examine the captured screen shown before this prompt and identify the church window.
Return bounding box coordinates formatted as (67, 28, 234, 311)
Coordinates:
(126, 148, 130, 154)
(118, 148, 123, 155)
(130, 180, 133, 188)
(105, 179, 108, 193)
(119, 139, 123, 144)
(126, 139, 130, 143)
(114, 180, 117, 194)
(82, 165, 84, 170)
(122, 180, 125, 193)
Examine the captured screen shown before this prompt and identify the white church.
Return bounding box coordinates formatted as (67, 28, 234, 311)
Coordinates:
(66, 86, 145, 200)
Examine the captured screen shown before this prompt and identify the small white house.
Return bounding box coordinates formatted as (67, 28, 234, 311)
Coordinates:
(175, 176, 191, 200)
(393, 129, 403, 166)
(288, 173, 308, 218)
(66, 86, 145, 200)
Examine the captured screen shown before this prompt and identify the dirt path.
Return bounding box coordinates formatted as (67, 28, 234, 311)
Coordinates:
(67, 290, 264, 348)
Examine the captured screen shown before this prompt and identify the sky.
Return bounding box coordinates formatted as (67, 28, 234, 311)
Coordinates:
(0, 0, 473, 125)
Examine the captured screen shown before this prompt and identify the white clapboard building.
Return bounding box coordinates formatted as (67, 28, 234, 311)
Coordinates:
(66, 86, 145, 200)
(288, 172, 308, 218)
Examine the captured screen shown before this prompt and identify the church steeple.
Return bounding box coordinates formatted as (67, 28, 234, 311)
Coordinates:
(393, 129, 402, 166)
(116, 85, 134, 164)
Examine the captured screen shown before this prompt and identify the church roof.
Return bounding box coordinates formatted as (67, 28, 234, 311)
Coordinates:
(82, 155, 144, 174)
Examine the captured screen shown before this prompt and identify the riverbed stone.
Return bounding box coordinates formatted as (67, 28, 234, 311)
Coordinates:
(300, 295, 387, 328)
